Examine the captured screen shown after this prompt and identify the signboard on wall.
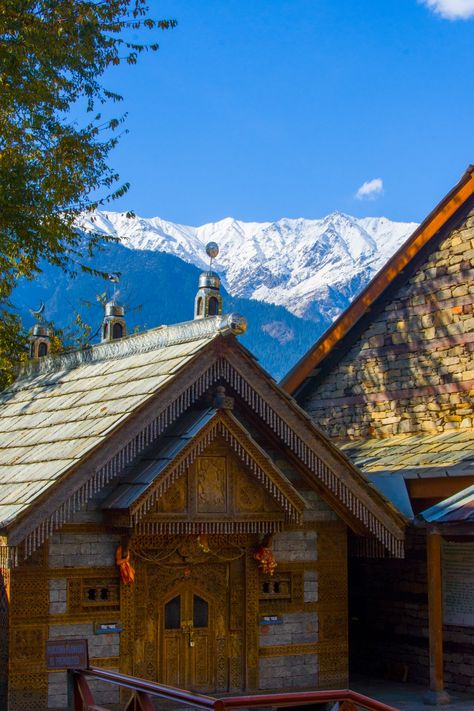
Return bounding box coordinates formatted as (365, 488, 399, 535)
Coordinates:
(443, 542, 474, 627)
(46, 639, 89, 670)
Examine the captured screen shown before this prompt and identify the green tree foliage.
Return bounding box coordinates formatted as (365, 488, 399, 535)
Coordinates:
(0, 1, 176, 388)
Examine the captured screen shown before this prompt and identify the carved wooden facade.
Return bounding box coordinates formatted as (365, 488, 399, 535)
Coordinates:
(0, 319, 405, 710)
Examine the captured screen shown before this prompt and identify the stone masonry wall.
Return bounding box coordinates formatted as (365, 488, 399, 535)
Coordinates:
(7, 531, 121, 711)
(48, 623, 120, 710)
(300, 205, 474, 439)
(350, 528, 474, 695)
(258, 528, 319, 690)
(258, 522, 348, 690)
(46, 531, 121, 709)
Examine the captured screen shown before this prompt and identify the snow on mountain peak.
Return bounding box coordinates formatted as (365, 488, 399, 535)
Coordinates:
(78, 210, 418, 323)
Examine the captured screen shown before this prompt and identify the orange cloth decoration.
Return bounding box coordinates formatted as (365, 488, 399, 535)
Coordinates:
(115, 545, 135, 585)
(254, 545, 277, 576)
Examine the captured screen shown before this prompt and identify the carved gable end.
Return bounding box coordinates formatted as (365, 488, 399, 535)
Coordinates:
(142, 437, 287, 532)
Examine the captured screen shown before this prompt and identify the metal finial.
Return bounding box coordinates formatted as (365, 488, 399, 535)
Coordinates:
(108, 272, 121, 303)
(29, 302, 45, 322)
(206, 242, 219, 270)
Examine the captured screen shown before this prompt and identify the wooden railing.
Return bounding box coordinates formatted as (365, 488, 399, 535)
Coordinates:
(67, 667, 399, 711)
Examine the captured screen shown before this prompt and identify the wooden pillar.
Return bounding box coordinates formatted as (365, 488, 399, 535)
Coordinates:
(423, 528, 450, 706)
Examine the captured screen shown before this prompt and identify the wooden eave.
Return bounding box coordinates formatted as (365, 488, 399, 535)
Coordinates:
(105, 408, 307, 527)
(5, 339, 225, 549)
(220, 343, 407, 551)
(281, 165, 474, 395)
(4, 335, 406, 560)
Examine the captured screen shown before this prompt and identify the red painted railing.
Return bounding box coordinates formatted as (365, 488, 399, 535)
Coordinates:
(68, 667, 400, 711)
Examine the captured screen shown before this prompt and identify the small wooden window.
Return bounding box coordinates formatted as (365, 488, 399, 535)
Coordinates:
(260, 573, 292, 601)
(38, 342, 48, 357)
(81, 578, 119, 609)
(197, 297, 203, 315)
(112, 322, 123, 339)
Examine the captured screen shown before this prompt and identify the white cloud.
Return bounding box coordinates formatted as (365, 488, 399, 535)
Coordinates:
(420, 0, 474, 19)
(355, 178, 384, 201)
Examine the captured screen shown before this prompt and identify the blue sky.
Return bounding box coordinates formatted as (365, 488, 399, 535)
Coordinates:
(101, 0, 474, 225)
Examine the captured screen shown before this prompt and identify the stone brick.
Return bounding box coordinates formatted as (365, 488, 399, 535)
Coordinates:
(273, 530, 317, 561)
(259, 654, 318, 690)
(300, 208, 474, 439)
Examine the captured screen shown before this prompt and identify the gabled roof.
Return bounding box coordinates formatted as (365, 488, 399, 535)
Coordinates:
(282, 165, 474, 395)
(102, 406, 307, 525)
(0, 315, 242, 529)
(0, 313, 407, 561)
(340, 429, 474, 480)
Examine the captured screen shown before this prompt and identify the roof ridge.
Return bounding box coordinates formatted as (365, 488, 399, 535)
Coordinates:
(13, 313, 246, 385)
(281, 164, 474, 394)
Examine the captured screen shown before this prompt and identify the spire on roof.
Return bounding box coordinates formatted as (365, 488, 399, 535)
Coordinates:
(28, 302, 51, 358)
(194, 242, 223, 320)
(102, 273, 126, 342)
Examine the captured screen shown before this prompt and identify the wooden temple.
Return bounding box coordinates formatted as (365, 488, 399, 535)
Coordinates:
(0, 287, 405, 709)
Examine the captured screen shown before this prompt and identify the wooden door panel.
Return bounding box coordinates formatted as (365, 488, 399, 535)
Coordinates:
(162, 634, 183, 687)
(191, 631, 212, 691)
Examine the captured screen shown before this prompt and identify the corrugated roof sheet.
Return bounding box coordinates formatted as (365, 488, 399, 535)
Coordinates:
(340, 429, 474, 479)
(421, 484, 474, 523)
(0, 316, 238, 528)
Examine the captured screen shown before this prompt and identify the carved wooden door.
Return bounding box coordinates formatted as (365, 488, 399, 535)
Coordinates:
(161, 585, 216, 692)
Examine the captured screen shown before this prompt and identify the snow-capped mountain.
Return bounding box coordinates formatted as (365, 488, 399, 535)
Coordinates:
(78, 211, 417, 323)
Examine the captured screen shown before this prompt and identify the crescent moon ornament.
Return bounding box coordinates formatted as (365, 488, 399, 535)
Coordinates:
(30, 302, 45, 319)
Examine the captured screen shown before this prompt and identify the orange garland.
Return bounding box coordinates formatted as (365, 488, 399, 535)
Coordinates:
(115, 545, 135, 585)
(253, 545, 277, 576)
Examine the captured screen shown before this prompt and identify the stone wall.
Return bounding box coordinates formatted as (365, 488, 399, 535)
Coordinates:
(259, 654, 318, 690)
(300, 205, 474, 439)
(7, 531, 121, 711)
(48, 624, 120, 710)
(49, 531, 119, 568)
(258, 522, 348, 690)
(350, 528, 474, 695)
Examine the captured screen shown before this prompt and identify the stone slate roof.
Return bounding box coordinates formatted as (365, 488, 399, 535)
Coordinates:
(0, 315, 240, 529)
(340, 429, 474, 479)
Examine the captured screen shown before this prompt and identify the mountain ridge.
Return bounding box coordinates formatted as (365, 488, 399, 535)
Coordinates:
(78, 210, 418, 323)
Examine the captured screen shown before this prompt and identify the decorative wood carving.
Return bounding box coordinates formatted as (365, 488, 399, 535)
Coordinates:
(220, 351, 405, 556)
(8, 672, 48, 711)
(122, 535, 251, 693)
(156, 474, 187, 513)
(245, 543, 260, 690)
(197, 457, 227, 513)
(131, 421, 304, 529)
(10, 572, 48, 621)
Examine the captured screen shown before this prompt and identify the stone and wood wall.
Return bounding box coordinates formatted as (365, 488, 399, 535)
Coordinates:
(350, 529, 474, 695)
(5, 449, 349, 710)
(299, 203, 474, 440)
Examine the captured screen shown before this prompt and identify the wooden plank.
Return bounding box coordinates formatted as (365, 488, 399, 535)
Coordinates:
(424, 530, 450, 705)
(407, 476, 474, 500)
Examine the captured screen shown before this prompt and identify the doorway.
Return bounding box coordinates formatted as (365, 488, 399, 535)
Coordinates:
(161, 585, 216, 691)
